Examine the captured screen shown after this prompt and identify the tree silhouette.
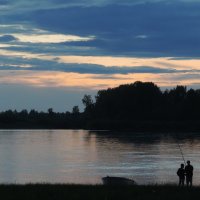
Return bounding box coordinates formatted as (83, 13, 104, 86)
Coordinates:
(82, 95, 94, 117)
(0, 81, 200, 130)
(72, 106, 80, 115)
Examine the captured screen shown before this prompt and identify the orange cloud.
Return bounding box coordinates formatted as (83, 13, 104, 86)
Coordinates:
(0, 70, 200, 89)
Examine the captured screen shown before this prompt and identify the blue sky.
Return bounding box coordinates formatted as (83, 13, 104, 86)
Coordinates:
(0, 0, 200, 111)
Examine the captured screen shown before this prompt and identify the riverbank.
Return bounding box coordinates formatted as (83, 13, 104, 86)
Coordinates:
(1, 120, 200, 132)
(0, 184, 198, 200)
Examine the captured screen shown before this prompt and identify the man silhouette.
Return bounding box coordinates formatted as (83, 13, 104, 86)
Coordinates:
(185, 160, 193, 187)
(177, 163, 185, 186)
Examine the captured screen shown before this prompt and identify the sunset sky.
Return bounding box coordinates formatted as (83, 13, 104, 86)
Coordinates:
(0, 0, 200, 111)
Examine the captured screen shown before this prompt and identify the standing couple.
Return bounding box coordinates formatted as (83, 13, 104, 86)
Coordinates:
(177, 160, 193, 187)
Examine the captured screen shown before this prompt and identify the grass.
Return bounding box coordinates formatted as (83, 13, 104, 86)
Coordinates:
(0, 184, 198, 200)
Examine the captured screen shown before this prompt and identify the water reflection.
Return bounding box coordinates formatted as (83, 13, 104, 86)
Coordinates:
(88, 131, 200, 184)
(0, 130, 199, 185)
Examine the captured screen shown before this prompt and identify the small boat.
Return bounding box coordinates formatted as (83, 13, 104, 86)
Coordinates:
(102, 176, 136, 185)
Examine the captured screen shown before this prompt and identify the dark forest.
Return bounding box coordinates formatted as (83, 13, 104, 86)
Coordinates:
(1, 81, 200, 131)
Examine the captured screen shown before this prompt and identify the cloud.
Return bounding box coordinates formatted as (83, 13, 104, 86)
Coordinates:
(135, 35, 148, 39)
(1, 2, 200, 57)
(19, 3, 198, 57)
(0, 34, 17, 42)
(1, 70, 200, 90)
(2, 0, 200, 12)
(0, 25, 94, 44)
(0, 55, 179, 74)
(0, 2, 200, 83)
(0, 0, 9, 5)
(12, 33, 94, 44)
(0, 40, 199, 75)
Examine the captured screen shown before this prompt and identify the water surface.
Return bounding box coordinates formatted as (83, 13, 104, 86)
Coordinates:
(0, 130, 199, 185)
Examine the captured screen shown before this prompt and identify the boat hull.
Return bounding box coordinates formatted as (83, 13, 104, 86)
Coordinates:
(102, 176, 136, 185)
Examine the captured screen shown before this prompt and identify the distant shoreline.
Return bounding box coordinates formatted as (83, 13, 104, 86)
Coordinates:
(2, 82, 200, 133)
(0, 120, 200, 133)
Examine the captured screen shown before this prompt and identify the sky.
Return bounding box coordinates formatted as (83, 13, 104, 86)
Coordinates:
(0, 0, 200, 111)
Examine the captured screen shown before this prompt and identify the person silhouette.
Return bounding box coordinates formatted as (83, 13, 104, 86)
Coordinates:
(185, 160, 193, 187)
(177, 163, 185, 186)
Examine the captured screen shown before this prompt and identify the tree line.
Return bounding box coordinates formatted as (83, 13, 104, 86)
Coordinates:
(1, 81, 200, 130)
(0, 108, 84, 129)
(82, 81, 200, 131)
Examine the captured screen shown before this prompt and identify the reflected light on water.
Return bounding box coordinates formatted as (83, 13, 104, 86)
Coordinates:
(0, 130, 199, 185)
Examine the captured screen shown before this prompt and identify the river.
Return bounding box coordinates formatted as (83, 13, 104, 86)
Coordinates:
(0, 130, 199, 185)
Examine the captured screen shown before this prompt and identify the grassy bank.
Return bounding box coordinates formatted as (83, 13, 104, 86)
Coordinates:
(0, 184, 198, 200)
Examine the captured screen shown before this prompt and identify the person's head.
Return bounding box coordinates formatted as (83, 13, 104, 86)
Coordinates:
(187, 160, 190, 165)
(181, 163, 184, 168)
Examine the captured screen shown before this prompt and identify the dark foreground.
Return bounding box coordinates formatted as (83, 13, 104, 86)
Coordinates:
(0, 184, 199, 200)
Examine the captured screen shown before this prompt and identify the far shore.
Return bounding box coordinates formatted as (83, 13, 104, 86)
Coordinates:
(1, 122, 200, 134)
